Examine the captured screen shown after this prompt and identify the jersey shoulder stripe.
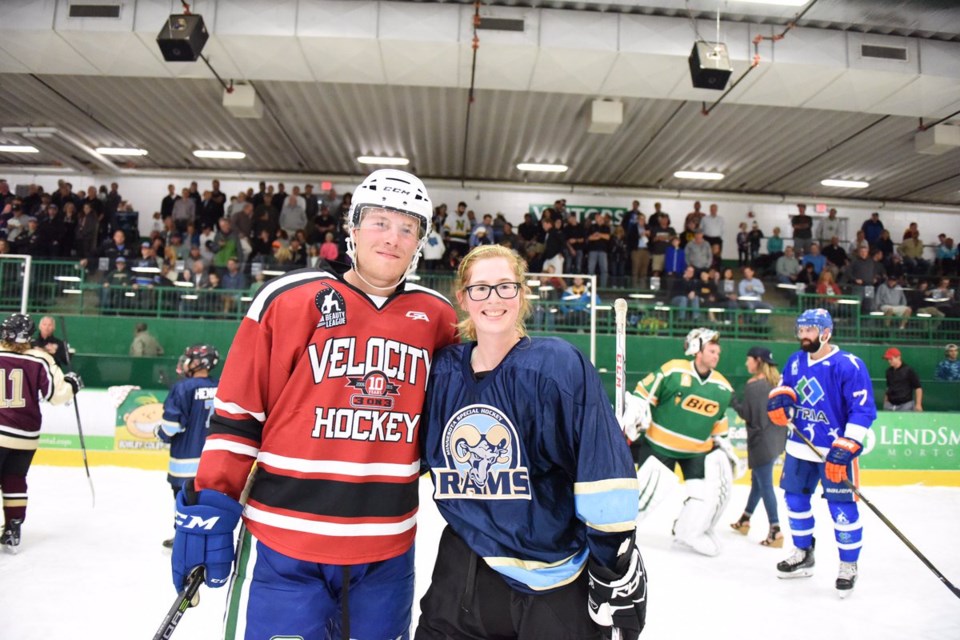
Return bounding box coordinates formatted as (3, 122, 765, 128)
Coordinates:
(708, 370, 734, 392)
(246, 268, 335, 322)
(7, 350, 55, 400)
(660, 359, 692, 375)
(401, 281, 453, 306)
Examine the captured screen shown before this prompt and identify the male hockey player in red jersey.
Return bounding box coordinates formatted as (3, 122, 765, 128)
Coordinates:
(0, 313, 81, 553)
(169, 169, 458, 639)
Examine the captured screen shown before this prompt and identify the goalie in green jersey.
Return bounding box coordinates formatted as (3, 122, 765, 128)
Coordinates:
(619, 328, 744, 556)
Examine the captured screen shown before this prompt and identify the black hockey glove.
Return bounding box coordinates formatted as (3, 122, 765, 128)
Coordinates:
(64, 372, 84, 394)
(588, 537, 647, 640)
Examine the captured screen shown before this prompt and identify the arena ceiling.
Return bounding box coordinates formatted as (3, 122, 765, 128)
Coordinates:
(0, 0, 958, 206)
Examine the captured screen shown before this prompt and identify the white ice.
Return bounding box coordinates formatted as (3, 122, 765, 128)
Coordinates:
(3, 465, 959, 640)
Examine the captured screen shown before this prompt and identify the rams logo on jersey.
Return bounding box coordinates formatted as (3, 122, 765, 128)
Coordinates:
(434, 404, 530, 501)
(315, 285, 346, 329)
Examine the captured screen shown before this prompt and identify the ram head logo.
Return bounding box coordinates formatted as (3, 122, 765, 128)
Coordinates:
(451, 423, 511, 489)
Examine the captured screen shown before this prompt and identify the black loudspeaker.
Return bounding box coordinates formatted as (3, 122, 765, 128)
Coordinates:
(156, 14, 208, 62)
(688, 41, 732, 90)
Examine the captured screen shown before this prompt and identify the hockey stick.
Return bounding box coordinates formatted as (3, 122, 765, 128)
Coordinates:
(152, 566, 204, 640)
(789, 423, 960, 599)
(613, 298, 628, 421)
(57, 315, 95, 507)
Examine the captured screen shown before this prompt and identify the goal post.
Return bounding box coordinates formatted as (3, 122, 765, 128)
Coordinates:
(0, 254, 31, 314)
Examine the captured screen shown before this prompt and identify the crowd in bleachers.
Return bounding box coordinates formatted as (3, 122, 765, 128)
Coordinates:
(0, 177, 958, 323)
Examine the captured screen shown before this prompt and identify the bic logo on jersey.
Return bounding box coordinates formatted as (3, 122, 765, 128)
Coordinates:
(434, 404, 530, 501)
(679, 394, 720, 417)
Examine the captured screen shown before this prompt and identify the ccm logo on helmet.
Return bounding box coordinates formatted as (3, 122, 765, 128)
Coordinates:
(680, 395, 720, 417)
(383, 186, 411, 195)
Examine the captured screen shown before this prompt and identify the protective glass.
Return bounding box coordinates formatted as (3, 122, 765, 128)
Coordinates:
(464, 282, 521, 301)
(355, 206, 426, 241)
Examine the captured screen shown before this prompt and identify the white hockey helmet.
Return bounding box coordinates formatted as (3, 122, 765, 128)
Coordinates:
(684, 327, 720, 356)
(346, 169, 432, 274)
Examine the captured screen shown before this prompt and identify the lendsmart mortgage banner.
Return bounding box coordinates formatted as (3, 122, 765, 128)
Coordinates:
(858, 412, 960, 471)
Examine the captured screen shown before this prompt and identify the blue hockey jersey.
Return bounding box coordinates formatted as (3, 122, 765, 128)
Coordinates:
(422, 337, 639, 594)
(781, 346, 876, 462)
(158, 376, 218, 487)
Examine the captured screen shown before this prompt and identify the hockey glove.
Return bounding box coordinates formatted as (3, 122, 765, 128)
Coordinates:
(619, 392, 652, 443)
(172, 481, 243, 591)
(64, 372, 83, 394)
(767, 386, 798, 427)
(824, 437, 862, 484)
(713, 436, 747, 480)
(588, 538, 647, 640)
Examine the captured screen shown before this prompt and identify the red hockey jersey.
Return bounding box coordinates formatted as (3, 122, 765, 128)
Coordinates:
(195, 266, 458, 565)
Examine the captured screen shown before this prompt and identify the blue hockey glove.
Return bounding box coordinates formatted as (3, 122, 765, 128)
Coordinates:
(588, 537, 647, 640)
(172, 481, 243, 591)
(767, 385, 797, 427)
(825, 437, 862, 484)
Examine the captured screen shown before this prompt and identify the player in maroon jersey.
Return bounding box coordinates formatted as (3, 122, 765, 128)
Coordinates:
(0, 313, 81, 553)
(170, 170, 458, 639)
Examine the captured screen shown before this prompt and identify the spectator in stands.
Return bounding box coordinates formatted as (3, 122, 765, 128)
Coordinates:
(936, 237, 957, 275)
(736, 222, 749, 267)
(791, 203, 813, 255)
(14, 218, 41, 256)
(100, 256, 131, 310)
(648, 201, 668, 230)
(853, 229, 869, 253)
(171, 188, 195, 234)
(4, 202, 28, 245)
(875, 275, 912, 329)
(718, 267, 738, 306)
(876, 230, 895, 266)
(669, 265, 700, 320)
(585, 213, 611, 289)
(696, 270, 722, 321)
(130, 322, 164, 357)
(500, 222, 521, 254)
(220, 257, 247, 313)
(684, 229, 712, 273)
(320, 232, 340, 263)
(682, 201, 704, 247)
(801, 242, 826, 277)
(75, 201, 100, 265)
(882, 348, 923, 412)
(610, 226, 628, 287)
(748, 221, 765, 264)
(35, 204, 64, 257)
(796, 262, 818, 292)
(817, 208, 843, 244)
(846, 245, 883, 289)
(60, 202, 78, 258)
(935, 344, 960, 382)
(901, 222, 919, 241)
(540, 217, 565, 275)
(701, 203, 724, 250)
(861, 212, 884, 250)
(899, 230, 929, 275)
(470, 214, 495, 249)
(278, 195, 306, 239)
(822, 236, 848, 277)
(922, 278, 960, 318)
(33, 316, 69, 370)
(230, 202, 254, 259)
(650, 215, 676, 275)
(664, 235, 686, 277)
(161, 184, 179, 221)
(738, 266, 772, 316)
(776, 246, 801, 285)
(627, 212, 650, 287)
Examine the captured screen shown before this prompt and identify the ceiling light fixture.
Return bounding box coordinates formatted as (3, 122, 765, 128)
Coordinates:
(96, 147, 148, 156)
(356, 156, 409, 166)
(193, 149, 246, 160)
(0, 145, 40, 153)
(728, 0, 809, 6)
(517, 163, 568, 173)
(674, 170, 724, 180)
(821, 179, 869, 189)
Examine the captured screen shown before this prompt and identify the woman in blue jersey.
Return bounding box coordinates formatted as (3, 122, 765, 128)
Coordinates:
(416, 244, 646, 640)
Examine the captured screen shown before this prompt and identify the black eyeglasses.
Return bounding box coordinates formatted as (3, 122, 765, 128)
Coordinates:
(464, 282, 521, 301)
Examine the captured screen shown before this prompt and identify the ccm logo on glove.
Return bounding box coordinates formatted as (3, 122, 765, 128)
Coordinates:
(175, 513, 222, 530)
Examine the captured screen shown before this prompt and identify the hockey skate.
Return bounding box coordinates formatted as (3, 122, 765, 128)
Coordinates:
(1, 519, 23, 554)
(161, 537, 174, 549)
(836, 561, 858, 598)
(777, 538, 815, 578)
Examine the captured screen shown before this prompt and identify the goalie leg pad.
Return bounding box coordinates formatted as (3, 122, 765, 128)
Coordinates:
(672, 477, 726, 557)
(635, 455, 679, 523)
(704, 448, 735, 532)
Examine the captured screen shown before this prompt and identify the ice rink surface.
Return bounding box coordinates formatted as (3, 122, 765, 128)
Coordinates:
(3, 466, 959, 640)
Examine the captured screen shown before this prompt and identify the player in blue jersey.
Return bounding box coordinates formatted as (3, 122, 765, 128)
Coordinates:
(766, 308, 876, 597)
(156, 344, 219, 548)
(417, 244, 646, 640)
